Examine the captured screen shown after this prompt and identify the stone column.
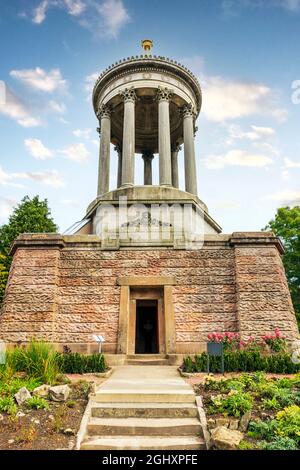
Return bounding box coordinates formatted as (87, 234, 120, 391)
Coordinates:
(142, 152, 154, 185)
(182, 104, 198, 195)
(157, 87, 173, 186)
(115, 144, 122, 188)
(96, 104, 112, 196)
(171, 144, 181, 188)
(120, 88, 136, 187)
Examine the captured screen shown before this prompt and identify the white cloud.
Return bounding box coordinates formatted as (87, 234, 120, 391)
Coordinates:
(204, 149, 273, 169)
(84, 72, 99, 99)
(12, 170, 64, 188)
(10, 67, 67, 93)
(0, 86, 41, 127)
(96, 0, 130, 38)
(72, 128, 92, 139)
(283, 157, 300, 168)
(0, 166, 63, 188)
(64, 0, 86, 16)
(201, 75, 287, 123)
(29, 0, 129, 38)
(61, 199, 80, 207)
(226, 124, 276, 145)
(0, 198, 18, 223)
(32, 0, 49, 24)
(265, 189, 300, 205)
(24, 138, 53, 160)
(48, 100, 66, 113)
(59, 142, 90, 163)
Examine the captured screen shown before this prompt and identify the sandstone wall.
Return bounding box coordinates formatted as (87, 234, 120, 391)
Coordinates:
(0, 233, 298, 353)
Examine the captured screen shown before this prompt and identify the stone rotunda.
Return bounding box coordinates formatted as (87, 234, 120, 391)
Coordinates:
(0, 41, 298, 362)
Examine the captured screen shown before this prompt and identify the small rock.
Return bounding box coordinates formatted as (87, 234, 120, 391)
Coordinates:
(30, 418, 40, 424)
(215, 417, 229, 428)
(33, 384, 50, 398)
(16, 411, 25, 418)
(0, 414, 4, 421)
(49, 385, 71, 402)
(8, 439, 14, 444)
(63, 428, 76, 436)
(68, 440, 75, 450)
(48, 414, 55, 421)
(207, 418, 216, 429)
(211, 426, 244, 450)
(239, 411, 251, 432)
(14, 387, 31, 405)
(229, 418, 239, 430)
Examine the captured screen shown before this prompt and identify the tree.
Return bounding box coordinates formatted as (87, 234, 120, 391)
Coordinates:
(0, 196, 58, 305)
(264, 206, 300, 328)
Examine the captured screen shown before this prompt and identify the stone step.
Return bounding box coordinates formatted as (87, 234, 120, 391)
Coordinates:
(126, 359, 169, 366)
(87, 417, 202, 436)
(94, 390, 196, 403)
(127, 354, 167, 360)
(81, 435, 206, 450)
(91, 402, 199, 418)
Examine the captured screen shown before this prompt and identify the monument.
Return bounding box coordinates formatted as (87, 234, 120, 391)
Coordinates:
(0, 41, 298, 362)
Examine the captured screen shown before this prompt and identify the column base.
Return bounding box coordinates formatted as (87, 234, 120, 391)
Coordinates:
(121, 183, 134, 188)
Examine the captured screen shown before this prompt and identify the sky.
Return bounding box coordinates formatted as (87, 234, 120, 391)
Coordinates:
(0, 0, 300, 233)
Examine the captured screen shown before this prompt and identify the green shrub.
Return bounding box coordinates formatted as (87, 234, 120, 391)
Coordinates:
(275, 405, 300, 444)
(0, 396, 17, 415)
(182, 351, 300, 374)
(6, 341, 61, 384)
(26, 396, 49, 410)
(261, 436, 298, 450)
(248, 419, 277, 440)
(209, 390, 253, 418)
(58, 352, 107, 374)
(261, 397, 281, 411)
(239, 440, 255, 450)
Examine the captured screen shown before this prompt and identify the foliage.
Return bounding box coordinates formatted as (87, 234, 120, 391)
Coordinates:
(264, 206, 300, 327)
(262, 328, 287, 353)
(276, 405, 300, 444)
(208, 390, 253, 418)
(261, 436, 298, 450)
(5, 341, 61, 384)
(239, 440, 255, 450)
(182, 351, 300, 374)
(0, 376, 41, 397)
(0, 396, 17, 415)
(15, 424, 37, 444)
(26, 396, 49, 410)
(0, 253, 9, 304)
(58, 352, 107, 374)
(248, 405, 300, 447)
(0, 195, 57, 306)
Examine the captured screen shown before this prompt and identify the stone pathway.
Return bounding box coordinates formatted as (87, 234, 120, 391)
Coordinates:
(79, 365, 206, 450)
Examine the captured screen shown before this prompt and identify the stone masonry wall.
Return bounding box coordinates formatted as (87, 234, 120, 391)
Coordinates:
(0, 233, 298, 353)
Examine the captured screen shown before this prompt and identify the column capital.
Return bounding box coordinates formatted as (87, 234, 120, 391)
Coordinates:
(119, 87, 137, 103)
(114, 144, 122, 154)
(156, 86, 173, 102)
(171, 143, 182, 153)
(96, 103, 112, 120)
(142, 152, 154, 161)
(181, 103, 196, 118)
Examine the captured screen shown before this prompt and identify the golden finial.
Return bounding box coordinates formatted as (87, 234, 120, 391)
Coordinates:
(141, 39, 153, 54)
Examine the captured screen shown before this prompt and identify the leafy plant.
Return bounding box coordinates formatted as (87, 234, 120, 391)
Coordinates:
(248, 419, 277, 440)
(275, 405, 300, 444)
(58, 352, 107, 374)
(261, 436, 298, 450)
(15, 424, 37, 444)
(26, 396, 49, 410)
(262, 329, 287, 353)
(209, 390, 253, 418)
(6, 341, 61, 384)
(239, 440, 255, 450)
(261, 396, 281, 411)
(0, 396, 18, 415)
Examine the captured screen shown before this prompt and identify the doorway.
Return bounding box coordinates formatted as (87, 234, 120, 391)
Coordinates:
(135, 300, 158, 354)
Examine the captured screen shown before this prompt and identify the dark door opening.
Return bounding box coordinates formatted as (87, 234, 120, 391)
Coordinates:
(135, 300, 158, 354)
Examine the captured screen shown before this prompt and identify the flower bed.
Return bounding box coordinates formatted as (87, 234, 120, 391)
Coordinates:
(195, 372, 300, 450)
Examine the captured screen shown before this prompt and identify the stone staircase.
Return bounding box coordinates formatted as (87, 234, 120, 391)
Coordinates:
(80, 366, 206, 450)
(126, 354, 171, 366)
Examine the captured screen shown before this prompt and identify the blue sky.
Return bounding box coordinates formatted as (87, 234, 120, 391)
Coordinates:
(0, 0, 300, 233)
